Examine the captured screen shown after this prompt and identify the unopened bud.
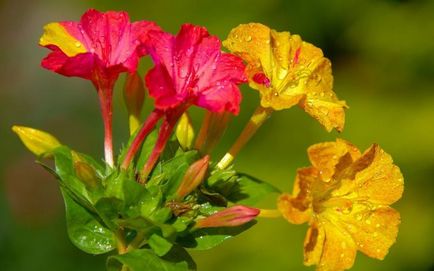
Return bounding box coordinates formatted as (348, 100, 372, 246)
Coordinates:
(194, 205, 260, 229)
(176, 155, 209, 199)
(12, 125, 61, 157)
(124, 72, 145, 134)
(74, 161, 100, 189)
(176, 112, 195, 150)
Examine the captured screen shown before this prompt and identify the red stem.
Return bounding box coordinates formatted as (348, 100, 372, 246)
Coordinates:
(138, 108, 185, 184)
(121, 110, 163, 170)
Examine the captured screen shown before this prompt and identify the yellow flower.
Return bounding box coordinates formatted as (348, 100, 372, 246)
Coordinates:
(277, 139, 404, 271)
(223, 23, 347, 132)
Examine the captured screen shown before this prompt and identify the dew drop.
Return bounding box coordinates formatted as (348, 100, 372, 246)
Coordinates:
(273, 92, 279, 96)
(245, 35, 252, 42)
(74, 41, 81, 48)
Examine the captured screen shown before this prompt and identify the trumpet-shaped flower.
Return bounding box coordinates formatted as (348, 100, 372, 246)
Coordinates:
(145, 23, 247, 115)
(277, 139, 404, 271)
(40, 9, 159, 87)
(224, 23, 347, 132)
(39, 9, 160, 166)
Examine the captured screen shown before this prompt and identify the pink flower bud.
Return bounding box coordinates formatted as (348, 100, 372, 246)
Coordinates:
(176, 155, 210, 199)
(195, 205, 260, 229)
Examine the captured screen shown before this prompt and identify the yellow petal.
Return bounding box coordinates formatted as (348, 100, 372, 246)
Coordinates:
(307, 139, 361, 181)
(12, 125, 61, 157)
(299, 59, 348, 132)
(277, 167, 320, 224)
(39, 23, 87, 57)
(314, 222, 357, 271)
(327, 202, 401, 260)
(354, 144, 404, 205)
(303, 222, 325, 266)
(277, 193, 311, 224)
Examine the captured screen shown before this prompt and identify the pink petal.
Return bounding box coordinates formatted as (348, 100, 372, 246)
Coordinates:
(41, 45, 93, 79)
(145, 24, 246, 113)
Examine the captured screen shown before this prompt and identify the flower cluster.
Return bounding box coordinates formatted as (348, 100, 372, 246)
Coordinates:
(13, 9, 403, 271)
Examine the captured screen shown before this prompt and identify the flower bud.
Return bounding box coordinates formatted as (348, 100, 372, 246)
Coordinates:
(176, 112, 195, 150)
(12, 125, 61, 157)
(176, 155, 209, 199)
(194, 205, 260, 229)
(74, 161, 101, 189)
(123, 72, 145, 134)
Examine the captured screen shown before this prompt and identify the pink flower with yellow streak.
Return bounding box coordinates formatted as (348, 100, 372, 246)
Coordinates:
(39, 9, 159, 88)
(145, 24, 247, 115)
(39, 9, 160, 166)
(278, 139, 404, 271)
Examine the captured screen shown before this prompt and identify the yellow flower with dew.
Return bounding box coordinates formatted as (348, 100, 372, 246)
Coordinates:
(217, 23, 347, 169)
(277, 139, 404, 271)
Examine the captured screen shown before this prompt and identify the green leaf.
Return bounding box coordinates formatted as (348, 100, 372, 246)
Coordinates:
(207, 170, 281, 205)
(107, 246, 196, 271)
(62, 189, 116, 255)
(149, 233, 173, 256)
(177, 221, 256, 250)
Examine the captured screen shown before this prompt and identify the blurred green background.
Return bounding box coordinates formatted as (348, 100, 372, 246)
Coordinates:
(1, 0, 433, 270)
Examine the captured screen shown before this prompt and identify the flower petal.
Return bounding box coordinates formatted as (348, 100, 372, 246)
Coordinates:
(354, 145, 404, 205)
(327, 204, 401, 260)
(39, 22, 88, 57)
(40, 9, 160, 82)
(145, 24, 245, 113)
(307, 139, 361, 181)
(277, 167, 319, 224)
(299, 58, 347, 132)
(315, 222, 357, 271)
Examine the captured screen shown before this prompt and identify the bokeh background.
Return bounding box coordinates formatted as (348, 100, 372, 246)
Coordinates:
(1, 0, 433, 270)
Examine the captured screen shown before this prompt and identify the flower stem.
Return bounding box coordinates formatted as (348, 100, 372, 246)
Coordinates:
(138, 118, 177, 183)
(121, 110, 163, 170)
(216, 106, 273, 169)
(98, 88, 114, 167)
(258, 209, 282, 218)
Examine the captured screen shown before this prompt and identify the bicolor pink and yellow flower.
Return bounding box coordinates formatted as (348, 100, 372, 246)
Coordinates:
(39, 9, 160, 166)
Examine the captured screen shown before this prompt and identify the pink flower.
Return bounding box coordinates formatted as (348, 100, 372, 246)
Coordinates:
(145, 24, 247, 115)
(121, 24, 247, 179)
(40, 9, 159, 88)
(39, 9, 160, 166)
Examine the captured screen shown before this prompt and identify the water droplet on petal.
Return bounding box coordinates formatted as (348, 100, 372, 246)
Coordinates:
(74, 42, 81, 48)
(245, 35, 252, 42)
